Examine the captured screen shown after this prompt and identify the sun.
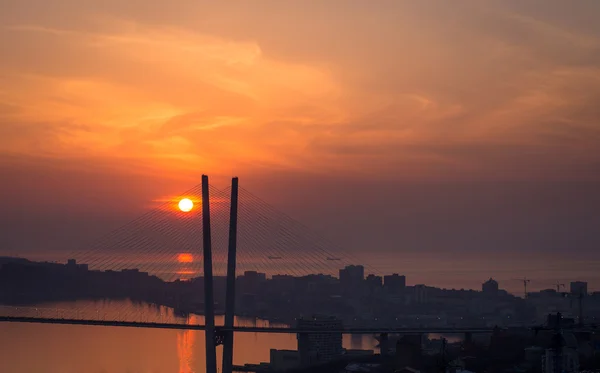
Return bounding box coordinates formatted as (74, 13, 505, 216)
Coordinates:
(178, 198, 194, 212)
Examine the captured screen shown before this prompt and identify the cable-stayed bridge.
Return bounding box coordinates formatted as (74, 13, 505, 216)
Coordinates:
(0, 175, 402, 373)
(0, 176, 584, 373)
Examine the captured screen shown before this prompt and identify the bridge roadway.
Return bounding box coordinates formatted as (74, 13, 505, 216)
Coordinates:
(0, 316, 504, 334)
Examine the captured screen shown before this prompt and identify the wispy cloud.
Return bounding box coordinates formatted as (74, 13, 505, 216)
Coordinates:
(1, 1, 599, 181)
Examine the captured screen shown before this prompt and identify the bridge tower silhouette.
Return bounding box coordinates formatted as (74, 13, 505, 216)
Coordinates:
(200, 175, 239, 373)
(186, 175, 238, 373)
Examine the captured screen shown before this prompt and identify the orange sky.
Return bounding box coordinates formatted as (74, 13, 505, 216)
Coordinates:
(1, 1, 600, 289)
(2, 0, 599, 181)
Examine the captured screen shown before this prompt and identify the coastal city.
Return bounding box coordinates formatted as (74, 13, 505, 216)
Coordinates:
(1, 257, 599, 373)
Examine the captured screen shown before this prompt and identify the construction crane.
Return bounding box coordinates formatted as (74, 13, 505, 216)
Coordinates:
(553, 282, 565, 293)
(513, 277, 531, 298)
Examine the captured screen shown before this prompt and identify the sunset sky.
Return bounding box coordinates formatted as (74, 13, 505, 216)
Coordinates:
(1, 0, 599, 290)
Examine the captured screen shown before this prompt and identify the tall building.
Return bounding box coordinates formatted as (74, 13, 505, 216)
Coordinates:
(413, 285, 427, 304)
(66, 259, 88, 271)
(339, 265, 364, 288)
(570, 281, 587, 297)
(238, 271, 267, 294)
(366, 274, 383, 289)
(270, 349, 300, 371)
(543, 347, 579, 373)
(482, 278, 499, 295)
(297, 315, 343, 367)
(384, 274, 406, 293)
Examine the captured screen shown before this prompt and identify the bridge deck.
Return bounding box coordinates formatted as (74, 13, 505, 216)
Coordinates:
(0, 316, 521, 334)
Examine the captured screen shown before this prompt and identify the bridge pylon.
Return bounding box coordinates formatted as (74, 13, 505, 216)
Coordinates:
(222, 177, 239, 373)
(201, 175, 217, 373)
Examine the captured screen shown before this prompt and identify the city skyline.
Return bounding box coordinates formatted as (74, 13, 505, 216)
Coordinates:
(1, 256, 596, 297)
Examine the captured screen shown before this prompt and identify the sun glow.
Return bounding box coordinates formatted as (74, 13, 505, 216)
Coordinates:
(177, 253, 193, 263)
(178, 198, 194, 212)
